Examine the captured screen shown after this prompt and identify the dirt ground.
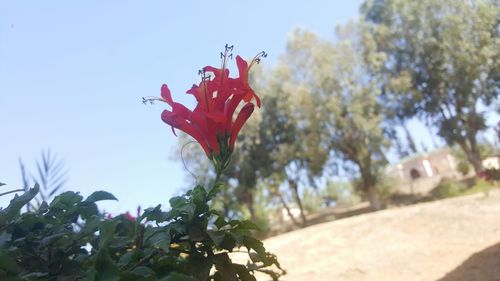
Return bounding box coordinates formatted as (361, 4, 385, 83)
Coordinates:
(260, 190, 500, 281)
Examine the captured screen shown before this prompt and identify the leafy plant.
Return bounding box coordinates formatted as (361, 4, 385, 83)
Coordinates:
(456, 161, 471, 176)
(433, 179, 468, 198)
(0, 184, 285, 280)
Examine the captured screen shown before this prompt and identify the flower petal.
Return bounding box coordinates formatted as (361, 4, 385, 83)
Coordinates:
(186, 81, 213, 112)
(190, 109, 220, 154)
(161, 110, 211, 156)
(229, 103, 254, 151)
(161, 84, 174, 105)
(223, 91, 246, 131)
(235, 56, 261, 107)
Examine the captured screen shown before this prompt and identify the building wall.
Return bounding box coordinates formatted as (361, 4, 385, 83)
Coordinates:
(386, 149, 460, 194)
(482, 156, 500, 170)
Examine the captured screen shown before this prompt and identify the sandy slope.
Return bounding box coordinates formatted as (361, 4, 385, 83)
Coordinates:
(261, 190, 500, 281)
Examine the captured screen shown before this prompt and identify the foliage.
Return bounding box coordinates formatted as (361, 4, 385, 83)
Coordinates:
(255, 62, 330, 224)
(433, 177, 497, 199)
(323, 181, 361, 206)
(19, 149, 68, 210)
(456, 161, 471, 176)
(461, 178, 497, 195)
(374, 175, 399, 204)
(0, 184, 285, 281)
(302, 189, 323, 214)
(361, 0, 500, 173)
(433, 179, 468, 198)
(278, 27, 392, 210)
(452, 142, 498, 176)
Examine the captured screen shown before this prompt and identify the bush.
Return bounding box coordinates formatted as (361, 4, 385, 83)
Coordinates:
(374, 175, 399, 203)
(456, 161, 471, 176)
(433, 179, 468, 198)
(461, 179, 496, 196)
(302, 189, 323, 213)
(0, 184, 285, 281)
(324, 181, 360, 206)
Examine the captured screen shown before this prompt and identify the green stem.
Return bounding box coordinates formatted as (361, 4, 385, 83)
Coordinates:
(208, 169, 223, 199)
(214, 171, 222, 187)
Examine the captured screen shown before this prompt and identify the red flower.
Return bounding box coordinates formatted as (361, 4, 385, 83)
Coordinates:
(124, 211, 136, 221)
(159, 46, 265, 170)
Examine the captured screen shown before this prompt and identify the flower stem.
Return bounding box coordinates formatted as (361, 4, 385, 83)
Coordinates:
(208, 170, 223, 198)
(214, 171, 222, 186)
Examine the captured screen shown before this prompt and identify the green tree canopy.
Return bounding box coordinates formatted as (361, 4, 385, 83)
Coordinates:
(361, 0, 500, 173)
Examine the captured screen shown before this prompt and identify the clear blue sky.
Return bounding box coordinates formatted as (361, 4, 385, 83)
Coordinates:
(2, 1, 496, 213)
(0, 1, 368, 213)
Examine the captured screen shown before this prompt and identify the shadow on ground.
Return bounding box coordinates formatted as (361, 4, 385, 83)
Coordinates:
(437, 241, 500, 281)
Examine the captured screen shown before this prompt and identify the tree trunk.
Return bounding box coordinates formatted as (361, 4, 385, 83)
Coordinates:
(366, 185, 382, 211)
(289, 179, 307, 226)
(458, 141, 483, 175)
(274, 188, 300, 226)
(466, 151, 483, 175)
(357, 162, 382, 211)
(244, 190, 256, 221)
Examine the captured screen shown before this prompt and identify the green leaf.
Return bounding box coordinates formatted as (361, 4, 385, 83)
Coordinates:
(141, 204, 169, 223)
(186, 255, 214, 280)
(49, 191, 83, 208)
(0, 253, 20, 275)
(169, 196, 187, 209)
(207, 230, 224, 245)
(242, 236, 266, 256)
(159, 272, 197, 281)
(213, 253, 238, 281)
(219, 234, 236, 251)
(89, 248, 120, 281)
(187, 224, 206, 242)
(208, 230, 236, 251)
(117, 252, 135, 266)
(190, 185, 207, 205)
(234, 264, 257, 281)
(84, 191, 118, 203)
(0, 184, 39, 226)
(98, 219, 120, 247)
(169, 196, 195, 222)
(213, 215, 227, 229)
(145, 228, 171, 252)
(227, 220, 260, 232)
(207, 182, 222, 200)
(130, 266, 155, 277)
(0, 252, 21, 276)
(78, 202, 100, 219)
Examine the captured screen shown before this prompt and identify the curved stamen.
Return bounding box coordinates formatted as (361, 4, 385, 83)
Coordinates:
(142, 96, 167, 105)
(248, 51, 268, 70)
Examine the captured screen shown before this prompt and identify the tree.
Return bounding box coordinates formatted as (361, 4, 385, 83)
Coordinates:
(257, 61, 330, 224)
(279, 28, 392, 210)
(361, 0, 500, 174)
